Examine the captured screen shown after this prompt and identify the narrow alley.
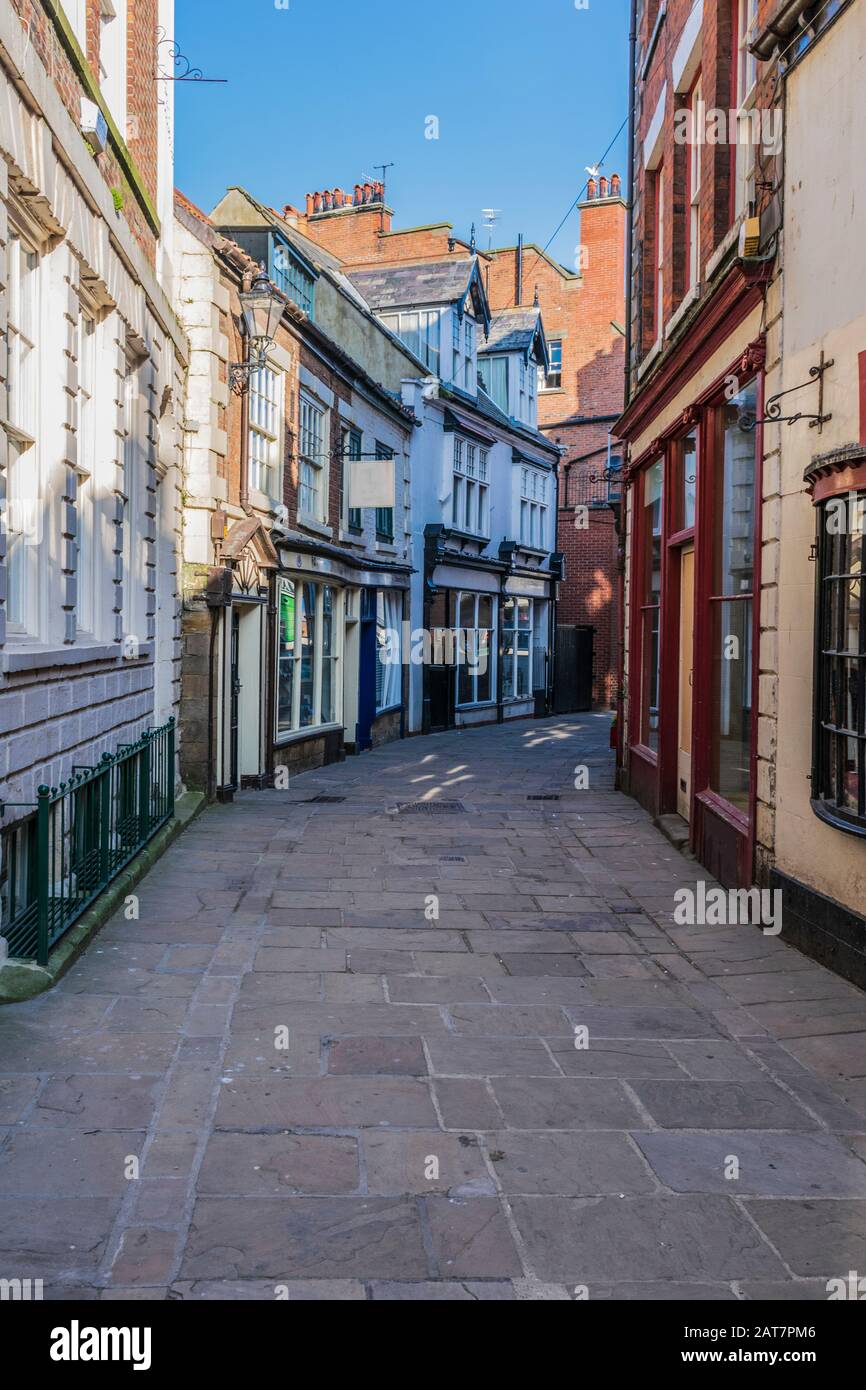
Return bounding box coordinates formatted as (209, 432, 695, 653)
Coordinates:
(1, 715, 865, 1300)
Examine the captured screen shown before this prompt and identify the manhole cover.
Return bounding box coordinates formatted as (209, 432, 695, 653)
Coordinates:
(396, 801, 467, 815)
(527, 794, 560, 801)
(440, 855, 467, 863)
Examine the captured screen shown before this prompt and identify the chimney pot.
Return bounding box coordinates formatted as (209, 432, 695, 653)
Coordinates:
(587, 177, 597, 200)
(599, 176, 608, 198)
(333, 186, 343, 207)
(611, 173, 621, 196)
(305, 193, 314, 216)
(313, 192, 322, 213)
(363, 182, 373, 203)
(354, 183, 363, 204)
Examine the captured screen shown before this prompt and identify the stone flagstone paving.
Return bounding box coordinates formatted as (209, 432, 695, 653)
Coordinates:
(1, 713, 866, 1300)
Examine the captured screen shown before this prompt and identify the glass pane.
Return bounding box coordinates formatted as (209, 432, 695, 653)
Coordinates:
(477, 595, 493, 630)
(476, 631, 492, 702)
(709, 598, 753, 810)
(517, 598, 532, 630)
(502, 639, 515, 699)
(277, 582, 296, 734)
(641, 606, 661, 751)
(681, 431, 697, 530)
(299, 583, 316, 728)
(321, 658, 335, 725)
(714, 384, 757, 597)
(458, 657, 474, 706)
(459, 593, 475, 628)
(517, 652, 531, 698)
(322, 586, 334, 656)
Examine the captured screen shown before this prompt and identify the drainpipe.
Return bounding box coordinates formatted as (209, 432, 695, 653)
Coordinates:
(516, 233, 524, 306)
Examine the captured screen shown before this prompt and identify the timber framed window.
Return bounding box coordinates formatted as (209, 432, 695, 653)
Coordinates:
(340, 426, 363, 532)
(276, 577, 343, 737)
(501, 596, 533, 701)
(299, 392, 327, 522)
(520, 467, 549, 549)
(456, 592, 495, 707)
(4, 229, 40, 635)
(813, 485, 866, 835)
(249, 364, 283, 499)
(639, 459, 664, 751)
(452, 439, 489, 537)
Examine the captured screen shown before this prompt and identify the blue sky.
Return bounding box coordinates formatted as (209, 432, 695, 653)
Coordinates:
(174, 0, 630, 270)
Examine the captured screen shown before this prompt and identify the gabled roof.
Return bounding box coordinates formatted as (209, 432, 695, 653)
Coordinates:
(479, 308, 549, 371)
(347, 258, 491, 331)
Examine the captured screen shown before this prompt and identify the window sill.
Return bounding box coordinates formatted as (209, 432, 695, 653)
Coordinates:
(456, 700, 496, 712)
(375, 703, 402, 717)
(297, 515, 333, 539)
(375, 541, 398, 554)
(811, 797, 866, 841)
(637, 338, 663, 381)
(665, 282, 702, 339)
(339, 528, 366, 546)
(0, 640, 136, 673)
(275, 721, 344, 747)
(539, 387, 564, 396)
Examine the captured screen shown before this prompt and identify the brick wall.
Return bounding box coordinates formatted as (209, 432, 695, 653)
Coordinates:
(125, 0, 159, 208)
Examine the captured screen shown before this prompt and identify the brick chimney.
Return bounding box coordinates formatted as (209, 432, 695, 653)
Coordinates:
(577, 170, 627, 320)
(293, 177, 394, 263)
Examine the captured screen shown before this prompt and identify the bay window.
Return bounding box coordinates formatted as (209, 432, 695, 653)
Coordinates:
(276, 577, 342, 736)
(639, 460, 664, 751)
(813, 485, 866, 833)
(299, 392, 326, 521)
(452, 439, 489, 536)
(381, 310, 440, 374)
(249, 364, 282, 498)
(708, 381, 757, 811)
(456, 592, 494, 707)
(376, 589, 403, 711)
(502, 597, 533, 700)
(520, 467, 549, 549)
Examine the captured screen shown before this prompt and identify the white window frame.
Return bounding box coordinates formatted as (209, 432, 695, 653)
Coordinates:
(121, 352, 143, 643)
(655, 167, 665, 342)
(249, 362, 283, 500)
(98, 0, 127, 135)
(455, 590, 496, 708)
(75, 310, 98, 635)
(735, 0, 759, 218)
(380, 309, 441, 375)
(464, 317, 475, 389)
(501, 596, 534, 701)
(299, 391, 327, 522)
(5, 229, 41, 636)
(376, 588, 402, 712)
(540, 338, 562, 392)
(452, 437, 489, 536)
(688, 75, 703, 291)
(275, 576, 344, 738)
(520, 467, 549, 549)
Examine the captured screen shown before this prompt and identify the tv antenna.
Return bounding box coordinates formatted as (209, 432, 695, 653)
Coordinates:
(481, 208, 502, 250)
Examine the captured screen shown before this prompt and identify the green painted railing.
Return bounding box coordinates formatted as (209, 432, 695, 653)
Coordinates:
(1, 720, 175, 965)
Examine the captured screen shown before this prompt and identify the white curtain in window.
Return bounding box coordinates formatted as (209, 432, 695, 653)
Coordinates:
(376, 590, 403, 711)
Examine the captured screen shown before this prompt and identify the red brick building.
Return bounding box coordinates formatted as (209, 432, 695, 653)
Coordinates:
(615, 0, 783, 887)
(286, 178, 627, 707)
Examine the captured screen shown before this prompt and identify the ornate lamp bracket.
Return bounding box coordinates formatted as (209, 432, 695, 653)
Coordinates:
(746, 351, 834, 433)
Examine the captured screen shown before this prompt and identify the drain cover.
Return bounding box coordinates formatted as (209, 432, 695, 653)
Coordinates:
(397, 800, 467, 815)
(527, 794, 560, 801)
(440, 854, 468, 863)
(302, 795, 346, 804)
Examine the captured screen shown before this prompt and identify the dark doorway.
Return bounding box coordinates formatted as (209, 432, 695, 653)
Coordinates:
(229, 607, 241, 790)
(553, 624, 594, 713)
(357, 590, 377, 752)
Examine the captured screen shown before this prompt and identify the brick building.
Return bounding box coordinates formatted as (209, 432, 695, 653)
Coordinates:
(175, 187, 426, 795)
(287, 178, 627, 708)
(0, 2, 186, 964)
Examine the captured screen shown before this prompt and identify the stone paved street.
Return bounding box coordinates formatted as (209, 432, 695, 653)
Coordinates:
(2, 714, 866, 1300)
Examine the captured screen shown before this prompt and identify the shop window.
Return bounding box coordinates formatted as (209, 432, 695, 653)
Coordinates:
(376, 590, 403, 712)
(639, 460, 664, 750)
(672, 429, 698, 534)
(502, 597, 533, 701)
(708, 381, 757, 811)
(276, 578, 341, 736)
(813, 489, 866, 833)
(456, 592, 495, 706)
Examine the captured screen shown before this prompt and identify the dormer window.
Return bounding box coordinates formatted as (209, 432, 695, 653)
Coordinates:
(380, 309, 441, 374)
(483, 356, 509, 414)
(452, 438, 489, 536)
(273, 243, 315, 317)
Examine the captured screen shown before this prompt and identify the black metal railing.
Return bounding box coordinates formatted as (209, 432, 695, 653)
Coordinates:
(0, 720, 175, 965)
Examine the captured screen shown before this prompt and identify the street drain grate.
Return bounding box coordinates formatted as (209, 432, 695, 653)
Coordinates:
(302, 795, 346, 804)
(440, 854, 467, 863)
(396, 801, 467, 815)
(527, 794, 560, 801)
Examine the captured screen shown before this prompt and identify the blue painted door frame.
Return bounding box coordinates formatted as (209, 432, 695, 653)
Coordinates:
(357, 591, 377, 752)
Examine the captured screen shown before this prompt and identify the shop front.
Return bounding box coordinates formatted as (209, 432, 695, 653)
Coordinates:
(621, 334, 766, 889)
(273, 545, 410, 776)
